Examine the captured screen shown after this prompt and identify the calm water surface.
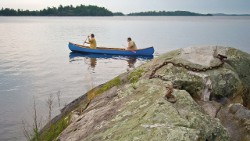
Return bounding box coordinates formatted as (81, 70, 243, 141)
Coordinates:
(0, 16, 250, 140)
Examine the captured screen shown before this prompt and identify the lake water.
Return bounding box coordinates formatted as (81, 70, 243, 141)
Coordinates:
(0, 16, 250, 140)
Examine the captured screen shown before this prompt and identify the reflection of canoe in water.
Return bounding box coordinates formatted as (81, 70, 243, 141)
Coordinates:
(68, 42, 154, 56)
(69, 52, 154, 60)
(69, 52, 153, 69)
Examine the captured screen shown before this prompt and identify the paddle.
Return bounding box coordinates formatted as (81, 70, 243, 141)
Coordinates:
(83, 36, 88, 45)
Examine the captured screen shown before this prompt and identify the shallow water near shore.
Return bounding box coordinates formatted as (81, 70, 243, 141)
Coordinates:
(0, 16, 250, 140)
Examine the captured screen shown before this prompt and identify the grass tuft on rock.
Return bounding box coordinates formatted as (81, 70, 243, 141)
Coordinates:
(37, 114, 71, 141)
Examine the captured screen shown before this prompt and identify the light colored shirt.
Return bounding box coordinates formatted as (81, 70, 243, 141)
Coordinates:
(128, 41, 137, 50)
(89, 38, 97, 49)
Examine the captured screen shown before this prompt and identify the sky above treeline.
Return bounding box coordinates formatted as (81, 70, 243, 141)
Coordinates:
(1, 0, 250, 14)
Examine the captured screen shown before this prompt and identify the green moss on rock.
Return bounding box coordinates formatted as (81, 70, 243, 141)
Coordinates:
(37, 114, 71, 141)
(96, 77, 121, 94)
(128, 68, 145, 83)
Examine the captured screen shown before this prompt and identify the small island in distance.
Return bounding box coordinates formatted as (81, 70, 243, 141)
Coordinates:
(127, 11, 212, 16)
(0, 5, 249, 16)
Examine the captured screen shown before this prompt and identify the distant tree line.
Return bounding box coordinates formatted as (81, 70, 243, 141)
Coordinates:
(127, 11, 212, 16)
(0, 5, 113, 16)
(0, 5, 214, 16)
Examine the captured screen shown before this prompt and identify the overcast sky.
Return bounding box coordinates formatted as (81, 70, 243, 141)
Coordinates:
(1, 0, 250, 14)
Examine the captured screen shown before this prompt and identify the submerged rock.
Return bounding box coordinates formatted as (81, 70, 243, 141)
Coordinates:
(54, 46, 250, 141)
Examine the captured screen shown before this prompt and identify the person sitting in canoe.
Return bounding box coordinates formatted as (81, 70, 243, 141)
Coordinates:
(127, 37, 137, 53)
(85, 34, 97, 49)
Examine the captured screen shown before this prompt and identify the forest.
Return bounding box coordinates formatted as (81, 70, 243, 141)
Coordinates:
(0, 5, 213, 16)
(0, 5, 113, 16)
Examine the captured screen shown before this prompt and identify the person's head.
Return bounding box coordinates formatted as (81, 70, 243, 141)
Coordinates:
(91, 34, 95, 38)
(127, 37, 132, 42)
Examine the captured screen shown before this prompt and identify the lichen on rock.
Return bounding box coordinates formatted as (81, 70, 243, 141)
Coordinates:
(52, 46, 250, 141)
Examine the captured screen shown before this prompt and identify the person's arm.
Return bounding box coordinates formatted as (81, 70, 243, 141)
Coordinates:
(89, 38, 93, 43)
(128, 41, 136, 50)
(85, 36, 91, 44)
(126, 41, 136, 53)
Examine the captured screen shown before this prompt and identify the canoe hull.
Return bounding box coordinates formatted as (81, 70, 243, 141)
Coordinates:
(68, 42, 154, 56)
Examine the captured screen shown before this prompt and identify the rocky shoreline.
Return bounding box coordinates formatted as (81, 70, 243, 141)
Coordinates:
(41, 46, 250, 141)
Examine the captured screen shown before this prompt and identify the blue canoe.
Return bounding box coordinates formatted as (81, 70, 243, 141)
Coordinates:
(68, 42, 154, 56)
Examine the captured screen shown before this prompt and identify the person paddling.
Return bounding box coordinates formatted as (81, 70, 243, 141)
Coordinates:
(127, 37, 137, 53)
(85, 34, 97, 49)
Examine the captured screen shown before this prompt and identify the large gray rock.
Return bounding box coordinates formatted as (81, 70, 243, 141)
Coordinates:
(54, 46, 250, 141)
(142, 46, 250, 107)
(58, 79, 229, 141)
